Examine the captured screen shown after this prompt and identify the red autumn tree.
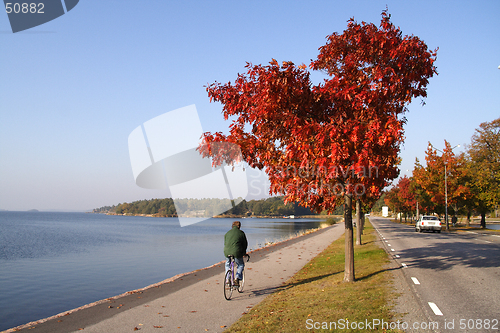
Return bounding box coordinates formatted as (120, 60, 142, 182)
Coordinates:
(398, 176, 417, 220)
(384, 175, 416, 222)
(200, 11, 437, 282)
(384, 186, 400, 217)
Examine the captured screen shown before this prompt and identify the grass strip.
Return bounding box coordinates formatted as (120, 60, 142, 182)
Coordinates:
(227, 220, 401, 332)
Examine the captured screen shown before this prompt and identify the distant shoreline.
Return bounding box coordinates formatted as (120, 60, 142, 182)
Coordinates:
(102, 212, 341, 219)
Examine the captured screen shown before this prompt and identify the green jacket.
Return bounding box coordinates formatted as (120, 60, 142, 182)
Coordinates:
(224, 226, 248, 258)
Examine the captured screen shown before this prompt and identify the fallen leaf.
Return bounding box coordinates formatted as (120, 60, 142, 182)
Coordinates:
(153, 326, 163, 328)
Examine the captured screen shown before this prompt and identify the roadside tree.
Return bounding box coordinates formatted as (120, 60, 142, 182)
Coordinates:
(384, 185, 401, 220)
(200, 11, 436, 282)
(390, 176, 416, 221)
(465, 117, 500, 228)
(413, 141, 470, 222)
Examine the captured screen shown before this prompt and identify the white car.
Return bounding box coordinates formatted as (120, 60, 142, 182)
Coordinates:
(415, 216, 442, 233)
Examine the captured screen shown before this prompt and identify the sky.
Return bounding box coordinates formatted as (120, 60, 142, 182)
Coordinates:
(1, 0, 499, 212)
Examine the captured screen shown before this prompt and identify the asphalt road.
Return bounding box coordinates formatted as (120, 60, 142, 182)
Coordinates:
(370, 217, 500, 332)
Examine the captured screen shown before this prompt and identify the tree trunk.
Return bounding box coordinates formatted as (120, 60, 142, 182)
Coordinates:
(356, 198, 362, 245)
(480, 212, 486, 229)
(360, 210, 365, 235)
(344, 194, 355, 282)
(466, 210, 471, 227)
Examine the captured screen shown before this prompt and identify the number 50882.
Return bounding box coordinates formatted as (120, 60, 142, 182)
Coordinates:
(5, 3, 45, 14)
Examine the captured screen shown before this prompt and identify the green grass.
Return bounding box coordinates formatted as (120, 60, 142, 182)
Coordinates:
(226, 220, 401, 332)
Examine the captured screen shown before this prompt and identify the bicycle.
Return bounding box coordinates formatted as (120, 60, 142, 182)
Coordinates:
(224, 254, 249, 300)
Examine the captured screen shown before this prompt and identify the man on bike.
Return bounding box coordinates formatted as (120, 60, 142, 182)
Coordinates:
(224, 221, 248, 286)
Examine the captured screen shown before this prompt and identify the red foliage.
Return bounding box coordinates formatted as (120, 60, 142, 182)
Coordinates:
(385, 176, 416, 214)
(200, 11, 437, 214)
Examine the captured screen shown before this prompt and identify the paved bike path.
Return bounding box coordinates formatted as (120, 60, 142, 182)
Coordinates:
(12, 223, 344, 333)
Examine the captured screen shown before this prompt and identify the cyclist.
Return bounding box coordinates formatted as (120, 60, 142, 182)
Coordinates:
(224, 221, 248, 286)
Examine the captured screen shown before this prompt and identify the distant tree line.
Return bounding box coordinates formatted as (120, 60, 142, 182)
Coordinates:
(92, 205, 116, 214)
(94, 196, 343, 217)
(384, 117, 499, 228)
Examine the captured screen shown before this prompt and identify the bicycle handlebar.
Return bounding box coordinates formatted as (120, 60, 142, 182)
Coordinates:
(227, 254, 250, 262)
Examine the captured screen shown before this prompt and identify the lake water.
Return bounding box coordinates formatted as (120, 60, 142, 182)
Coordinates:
(0, 211, 331, 331)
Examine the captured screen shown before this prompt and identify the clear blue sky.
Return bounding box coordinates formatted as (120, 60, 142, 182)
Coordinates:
(1, 1, 499, 212)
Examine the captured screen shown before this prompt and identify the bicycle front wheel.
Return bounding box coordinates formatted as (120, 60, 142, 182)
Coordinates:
(237, 269, 245, 293)
(224, 270, 233, 300)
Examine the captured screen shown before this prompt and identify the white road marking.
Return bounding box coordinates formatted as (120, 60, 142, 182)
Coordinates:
(391, 248, 395, 252)
(395, 255, 400, 258)
(428, 302, 443, 316)
(466, 231, 478, 234)
(411, 277, 420, 285)
(492, 235, 500, 238)
(483, 240, 492, 243)
(387, 244, 391, 246)
(402, 263, 408, 268)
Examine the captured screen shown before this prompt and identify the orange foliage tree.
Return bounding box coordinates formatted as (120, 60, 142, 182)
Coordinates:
(412, 141, 471, 224)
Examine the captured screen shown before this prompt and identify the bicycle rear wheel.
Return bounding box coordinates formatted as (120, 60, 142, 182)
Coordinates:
(224, 270, 233, 300)
(237, 269, 245, 293)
